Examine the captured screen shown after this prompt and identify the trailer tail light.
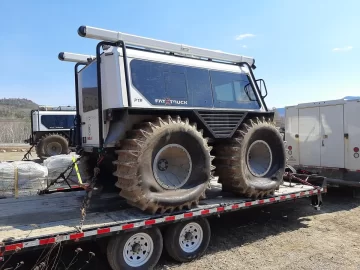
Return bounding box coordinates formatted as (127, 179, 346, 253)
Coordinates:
(354, 147, 359, 153)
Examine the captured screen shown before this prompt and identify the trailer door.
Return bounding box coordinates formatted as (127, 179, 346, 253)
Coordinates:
(320, 105, 344, 168)
(285, 107, 299, 165)
(344, 101, 360, 170)
(299, 107, 321, 166)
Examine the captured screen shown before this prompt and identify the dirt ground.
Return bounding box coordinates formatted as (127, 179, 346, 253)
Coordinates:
(1, 152, 360, 270)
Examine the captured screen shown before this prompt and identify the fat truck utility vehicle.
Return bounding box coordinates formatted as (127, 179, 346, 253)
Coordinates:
(24, 106, 76, 159)
(58, 26, 286, 214)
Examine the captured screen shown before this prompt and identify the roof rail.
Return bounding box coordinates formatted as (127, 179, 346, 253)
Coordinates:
(77, 25, 255, 66)
(38, 105, 76, 111)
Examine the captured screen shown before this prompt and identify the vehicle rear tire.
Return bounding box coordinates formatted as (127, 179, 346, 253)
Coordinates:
(164, 218, 211, 263)
(36, 133, 69, 159)
(107, 227, 162, 270)
(114, 115, 215, 214)
(213, 117, 286, 198)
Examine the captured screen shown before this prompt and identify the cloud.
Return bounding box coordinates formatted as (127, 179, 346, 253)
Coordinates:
(332, 46, 353, 52)
(242, 45, 247, 48)
(235, 34, 255, 40)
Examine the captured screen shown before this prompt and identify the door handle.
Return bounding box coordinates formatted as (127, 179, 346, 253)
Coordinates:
(322, 140, 324, 147)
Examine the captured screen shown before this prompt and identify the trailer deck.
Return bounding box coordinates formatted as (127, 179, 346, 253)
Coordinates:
(0, 180, 326, 261)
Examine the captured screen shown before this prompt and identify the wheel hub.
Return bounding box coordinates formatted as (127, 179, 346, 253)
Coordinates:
(184, 231, 193, 241)
(246, 140, 273, 177)
(131, 243, 141, 253)
(153, 144, 192, 190)
(157, 159, 168, 171)
(46, 142, 62, 156)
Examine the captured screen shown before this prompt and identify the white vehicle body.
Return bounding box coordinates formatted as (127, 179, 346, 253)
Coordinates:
(76, 46, 266, 149)
(285, 98, 360, 173)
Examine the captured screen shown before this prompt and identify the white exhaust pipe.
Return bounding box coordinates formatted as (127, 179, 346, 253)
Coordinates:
(58, 52, 96, 64)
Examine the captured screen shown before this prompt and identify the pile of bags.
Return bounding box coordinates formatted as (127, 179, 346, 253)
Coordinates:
(0, 154, 91, 199)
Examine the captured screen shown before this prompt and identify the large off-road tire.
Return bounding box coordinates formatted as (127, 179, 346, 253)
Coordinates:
(114, 115, 215, 214)
(213, 117, 286, 198)
(35, 133, 69, 159)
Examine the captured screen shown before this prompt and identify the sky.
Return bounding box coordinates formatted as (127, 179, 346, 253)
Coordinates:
(0, 0, 359, 108)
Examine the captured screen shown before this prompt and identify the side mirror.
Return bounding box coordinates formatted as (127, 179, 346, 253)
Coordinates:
(256, 79, 268, 98)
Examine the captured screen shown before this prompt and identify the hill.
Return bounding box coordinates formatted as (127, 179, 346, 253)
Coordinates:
(0, 98, 39, 119)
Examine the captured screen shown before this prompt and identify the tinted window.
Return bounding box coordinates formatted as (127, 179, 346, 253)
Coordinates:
(210, 70, 260, 109)
(80, 62, 98, 113)
(130, 59, 259, 109)
(41, 115, 75, 129)
(131, 60, 214, 107)
(186, 67, 213, 107)
(131, 60, 189, 106)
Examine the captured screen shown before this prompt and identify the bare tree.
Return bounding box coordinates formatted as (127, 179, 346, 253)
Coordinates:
(0, 121, 31, 143)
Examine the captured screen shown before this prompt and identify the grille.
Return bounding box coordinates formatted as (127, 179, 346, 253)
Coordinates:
(195, 111, 247, 138)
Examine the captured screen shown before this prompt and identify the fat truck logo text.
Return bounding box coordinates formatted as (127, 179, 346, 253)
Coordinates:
(155, 98, 188, 105)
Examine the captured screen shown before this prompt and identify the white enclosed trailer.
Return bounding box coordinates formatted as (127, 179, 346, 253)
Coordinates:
(285, 98, 360, 188)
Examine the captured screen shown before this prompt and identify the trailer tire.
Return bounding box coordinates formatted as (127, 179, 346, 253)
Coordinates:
(114, 115, 214, 214)
(214, 117, 286, 198)
(36, 133, 69, 159)
(107, 227, 162, 270)
(164, 218, 211, 262)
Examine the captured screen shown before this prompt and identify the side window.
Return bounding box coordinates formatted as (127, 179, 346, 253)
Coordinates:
(80, 62, 98, 113)
(164, 72, 187, 99)
(186, 67, 213, 107)
(41, 115, 74, 129)
(210, 70, 260, 109)
(131, 60, 188, 106)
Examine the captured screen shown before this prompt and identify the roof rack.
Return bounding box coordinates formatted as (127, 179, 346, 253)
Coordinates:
(38, 105, 76, 111)
(76, 25, 255, 66)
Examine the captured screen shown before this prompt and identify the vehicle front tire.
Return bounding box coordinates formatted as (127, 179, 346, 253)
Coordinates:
(114, 115, 215, 214)
(36, 133, 69, 159)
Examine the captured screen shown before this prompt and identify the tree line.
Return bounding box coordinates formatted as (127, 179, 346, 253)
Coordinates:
(0, 121, 31, 143)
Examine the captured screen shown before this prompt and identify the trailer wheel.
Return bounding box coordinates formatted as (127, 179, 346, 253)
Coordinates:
(164, 218, 211, 262)
(107, 228, 162, 270)
(214, 117, 286, 198)
(36, 133, 69, 159)
(114, 115, 214, 214)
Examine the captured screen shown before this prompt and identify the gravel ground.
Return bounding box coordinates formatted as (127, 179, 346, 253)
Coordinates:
(1, 152, 360, 270)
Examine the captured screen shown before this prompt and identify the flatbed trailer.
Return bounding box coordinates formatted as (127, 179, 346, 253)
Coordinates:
(0, 178, 326, 269)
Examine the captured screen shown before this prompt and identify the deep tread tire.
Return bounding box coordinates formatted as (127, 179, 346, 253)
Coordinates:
(114, 115, 215, 214)
(213, 117, 286, 198)
(35, 133, 69, 159)
(107, 227, 162, 270)
(164, 218, 211, 263)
